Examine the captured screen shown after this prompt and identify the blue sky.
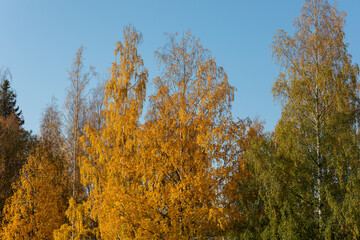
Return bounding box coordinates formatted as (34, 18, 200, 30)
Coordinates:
(1, 0, 359, 134)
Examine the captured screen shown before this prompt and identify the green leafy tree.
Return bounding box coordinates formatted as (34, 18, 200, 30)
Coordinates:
(226, 119, 269, 240)
(247, 0, 360, 239)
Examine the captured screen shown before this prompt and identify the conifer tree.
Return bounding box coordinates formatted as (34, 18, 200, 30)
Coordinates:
(0, 69, 30, 222)
(0, 68, 24, 125)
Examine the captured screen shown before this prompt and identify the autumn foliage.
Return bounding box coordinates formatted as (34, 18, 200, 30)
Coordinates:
(1, 0, 360, 239)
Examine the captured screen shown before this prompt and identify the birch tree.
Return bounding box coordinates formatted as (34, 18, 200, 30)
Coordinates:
(139, 31, 235, 239)
(64, 46, 94, 203)
(81, 25, 148, 239)
(253, 0, 360, 238)
(1, 100, 69, 240)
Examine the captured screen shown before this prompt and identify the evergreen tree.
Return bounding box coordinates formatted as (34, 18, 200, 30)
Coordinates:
(0, 69, 24, 125)
(0, 69, 32, 223)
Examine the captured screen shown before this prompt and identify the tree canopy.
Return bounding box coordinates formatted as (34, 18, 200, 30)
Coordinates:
(1, 0, 360, 239)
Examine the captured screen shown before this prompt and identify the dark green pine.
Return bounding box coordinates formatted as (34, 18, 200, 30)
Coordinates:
(0, 79, 24, 125)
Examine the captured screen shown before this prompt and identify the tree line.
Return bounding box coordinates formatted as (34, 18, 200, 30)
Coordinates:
(1, 0, 360, 239)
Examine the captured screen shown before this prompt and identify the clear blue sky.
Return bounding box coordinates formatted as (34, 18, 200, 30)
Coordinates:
(1, 0, 359, 134)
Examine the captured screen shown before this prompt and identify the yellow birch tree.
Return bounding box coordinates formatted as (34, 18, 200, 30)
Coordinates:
(80, 24, 148, 239)
(137, 31, 235, 239)
(1, 99, 69, 240)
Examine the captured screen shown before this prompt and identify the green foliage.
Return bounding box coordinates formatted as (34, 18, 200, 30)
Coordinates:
(236, 0, 360, 239)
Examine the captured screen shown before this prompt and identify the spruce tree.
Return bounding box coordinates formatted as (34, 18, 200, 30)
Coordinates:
(0, 69, 24, 125)
(0, 69, 31, 223)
